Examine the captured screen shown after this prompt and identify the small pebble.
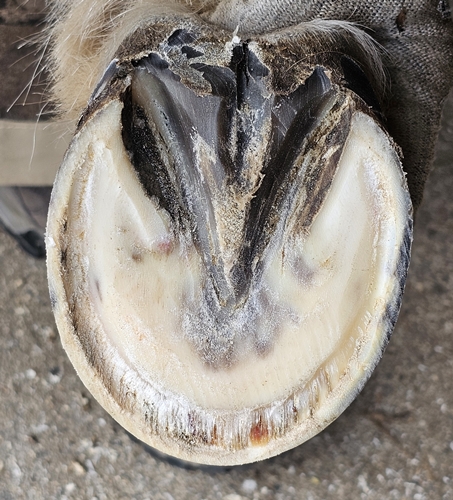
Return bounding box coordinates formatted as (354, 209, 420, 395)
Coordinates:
(25, 369, 37, 380)
(31, 424, 49, 435)
(70, 461, 85, 476)
(14, 329, 24, 338)
(10, 461, 22, 478)
(242, 479, 257, 493)
(40, 326, 56, 340)
(65, 483, 76, 494)
(49, 367, 62, 384)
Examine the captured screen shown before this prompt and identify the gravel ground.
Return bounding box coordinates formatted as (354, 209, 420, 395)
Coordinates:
(1, 137, 453, 498)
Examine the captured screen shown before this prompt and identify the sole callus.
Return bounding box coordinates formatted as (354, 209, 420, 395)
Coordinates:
(46, 18, 413, 465)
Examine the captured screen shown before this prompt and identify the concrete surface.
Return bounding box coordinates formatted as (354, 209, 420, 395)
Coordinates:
(1, 143, 453, 498)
